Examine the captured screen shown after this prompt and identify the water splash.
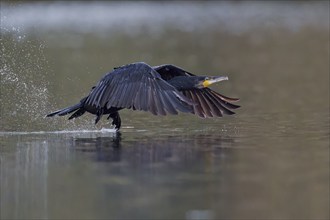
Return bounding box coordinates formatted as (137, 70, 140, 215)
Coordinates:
(0, 30, 100, 132)
(0, 27, 52, 131)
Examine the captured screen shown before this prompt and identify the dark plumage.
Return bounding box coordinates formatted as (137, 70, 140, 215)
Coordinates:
(46, 62, 240, 130)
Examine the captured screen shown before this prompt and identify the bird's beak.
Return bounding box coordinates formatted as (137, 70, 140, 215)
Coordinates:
(203, 76, 228, 87)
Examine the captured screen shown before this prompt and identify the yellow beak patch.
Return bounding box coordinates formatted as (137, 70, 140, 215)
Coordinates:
(202, 76, 228, 88)
(203, 80, 211, 88)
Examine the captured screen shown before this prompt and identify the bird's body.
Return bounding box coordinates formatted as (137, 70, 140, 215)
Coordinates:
(46, 62, 240, 130)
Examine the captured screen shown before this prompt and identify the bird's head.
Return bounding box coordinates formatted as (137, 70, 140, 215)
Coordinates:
(195, 76, 229, 89)
(167, 75, 229, 90)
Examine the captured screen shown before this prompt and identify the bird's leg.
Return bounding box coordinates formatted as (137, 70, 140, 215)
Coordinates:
(95, 109, 104, 124)
(107, 112, 121, 130)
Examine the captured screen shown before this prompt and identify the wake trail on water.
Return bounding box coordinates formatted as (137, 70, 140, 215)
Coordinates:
(0, 128, 117, 136)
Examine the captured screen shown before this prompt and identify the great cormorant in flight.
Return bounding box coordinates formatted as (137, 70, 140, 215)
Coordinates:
(46, 62, 240, 130)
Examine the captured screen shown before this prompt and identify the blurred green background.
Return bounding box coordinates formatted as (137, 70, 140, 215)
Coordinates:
(1, 0, 329, 131)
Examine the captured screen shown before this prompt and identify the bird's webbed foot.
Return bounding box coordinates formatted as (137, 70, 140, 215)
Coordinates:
(107, 112, 121, 130)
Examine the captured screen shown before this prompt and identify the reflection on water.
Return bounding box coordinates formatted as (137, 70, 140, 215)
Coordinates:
(1, 114, 329, 219)
(0, 1, 329, 219)
(0, 131, 234, 219)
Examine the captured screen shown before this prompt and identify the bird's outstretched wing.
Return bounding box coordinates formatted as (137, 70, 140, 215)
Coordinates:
(153, 64, 240, 118)
(183, 88, 240, 118)
(85, 62, 193, 115)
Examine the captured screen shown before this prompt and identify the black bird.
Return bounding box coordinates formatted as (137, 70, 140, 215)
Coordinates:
(46, 62, 240, 130)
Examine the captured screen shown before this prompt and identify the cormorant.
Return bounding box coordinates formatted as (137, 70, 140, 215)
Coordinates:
(46, 62, 240, 130)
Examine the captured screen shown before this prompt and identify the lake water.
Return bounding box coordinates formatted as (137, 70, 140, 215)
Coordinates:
(0, 1, 329, 219)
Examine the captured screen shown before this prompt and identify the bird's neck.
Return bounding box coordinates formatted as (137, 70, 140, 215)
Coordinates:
(167, 76, 196, 91)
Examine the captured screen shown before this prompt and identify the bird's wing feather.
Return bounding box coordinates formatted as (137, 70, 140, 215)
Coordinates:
(85, 62, 193, 115)
(182, 88, 240, 118)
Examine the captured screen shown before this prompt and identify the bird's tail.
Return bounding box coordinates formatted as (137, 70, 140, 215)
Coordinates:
(46, 101, 86, 120)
